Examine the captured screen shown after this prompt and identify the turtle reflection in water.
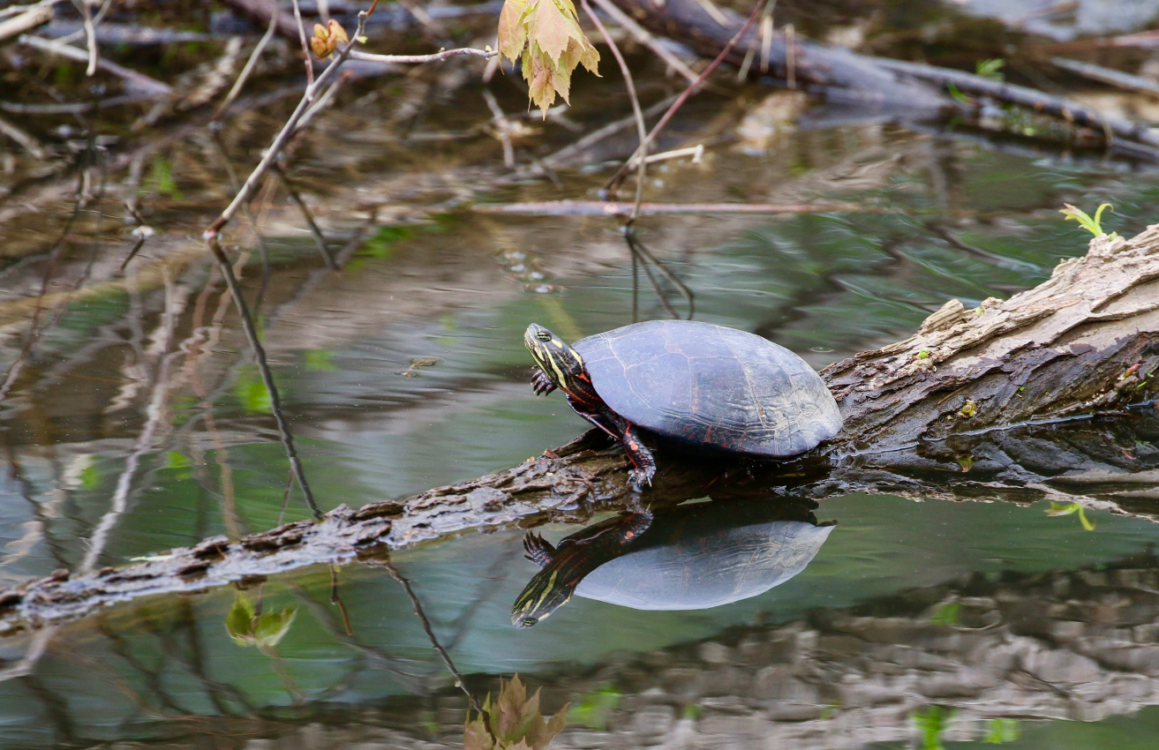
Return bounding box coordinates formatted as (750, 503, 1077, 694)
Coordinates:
(511, 497, 834, 628)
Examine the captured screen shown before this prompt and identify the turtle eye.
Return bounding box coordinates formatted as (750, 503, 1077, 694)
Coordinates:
(521, 617, 538, 627)
(536, 331, 551, 342)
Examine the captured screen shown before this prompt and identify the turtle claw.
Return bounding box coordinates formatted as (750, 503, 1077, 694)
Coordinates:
(531, 368, 557, 396)
(628, 466, 655, 488)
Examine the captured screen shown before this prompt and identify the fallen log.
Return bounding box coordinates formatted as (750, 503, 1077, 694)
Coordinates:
(1, 226, 1157, 632)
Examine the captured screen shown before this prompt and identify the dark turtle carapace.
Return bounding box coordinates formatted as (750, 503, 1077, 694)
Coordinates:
(523, 320, 843, 485)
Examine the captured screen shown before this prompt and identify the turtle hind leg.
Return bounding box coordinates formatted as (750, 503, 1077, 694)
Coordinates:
(523, 532, 556, 568)
(620, 421, 657, 487)
(531, 368, 557, 396)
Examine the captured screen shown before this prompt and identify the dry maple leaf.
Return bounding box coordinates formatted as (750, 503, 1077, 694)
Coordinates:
(497, 0, 599, 117)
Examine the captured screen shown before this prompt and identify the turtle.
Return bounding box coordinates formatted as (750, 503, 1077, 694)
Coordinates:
(523, 319, 843, 485)
(511, 497, 834, 628)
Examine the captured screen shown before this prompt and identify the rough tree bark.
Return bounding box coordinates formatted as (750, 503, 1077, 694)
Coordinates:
(1, 227, 1157, 631)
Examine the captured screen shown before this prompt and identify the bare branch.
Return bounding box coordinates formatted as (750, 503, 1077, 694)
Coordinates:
(290, 0, 314, 85)
(70, 0, 96, 75)
(604, 0, 768, 194)
(19, 34, 172, 95)
(348, 47, 497, 64)
(213, 0, 281, 120)
(470, 200, 871, 216)
(588, 0, 699, 83)
(0, 3, 53, 42)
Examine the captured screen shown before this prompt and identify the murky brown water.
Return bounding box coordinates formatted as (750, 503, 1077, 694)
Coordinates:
(3, 0, 1159, 747)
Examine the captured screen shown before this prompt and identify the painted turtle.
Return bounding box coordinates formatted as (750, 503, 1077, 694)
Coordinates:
(524, 320, 843, 485)
(511, 497, 834, 628)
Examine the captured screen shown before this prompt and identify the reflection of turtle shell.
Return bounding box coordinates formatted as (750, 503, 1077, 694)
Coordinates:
(575, 518, 833, 610)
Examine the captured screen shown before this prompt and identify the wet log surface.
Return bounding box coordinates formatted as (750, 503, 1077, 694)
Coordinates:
(1, 227, 1157, 632)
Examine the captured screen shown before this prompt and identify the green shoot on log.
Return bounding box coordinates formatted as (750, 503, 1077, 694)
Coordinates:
(976, 59, 1005, 81)
(1046, 501, 1096, 531)
(1060, 203, 1115, 237)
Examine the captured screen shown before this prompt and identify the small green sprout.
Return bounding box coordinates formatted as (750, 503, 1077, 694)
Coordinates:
(1046, 501, 1096, 531)
(958, 399, 976, 418)
(930, 601, 960, 626)
(983, 718, 1021, 744)
(957, 454, 974, 472)
(1060, 203, 1116, 238)
(946, 81, 971, 104)
(918, 349, 931, 360)
(976, 58, 1005, 81)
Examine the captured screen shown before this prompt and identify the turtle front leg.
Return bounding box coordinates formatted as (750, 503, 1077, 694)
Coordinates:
(531, 367, 557, 396)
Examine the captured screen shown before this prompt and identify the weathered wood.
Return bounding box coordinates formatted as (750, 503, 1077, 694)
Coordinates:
(1, 227, 1157, 632)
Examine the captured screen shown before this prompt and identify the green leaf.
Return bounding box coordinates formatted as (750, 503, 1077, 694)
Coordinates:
(976, 58, 1005, 81)
(252, 607, 297, 649)
(225, 594, 256, 645)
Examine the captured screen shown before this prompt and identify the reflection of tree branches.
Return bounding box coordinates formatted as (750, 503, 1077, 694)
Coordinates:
(208, 238, 321, 519)
(19, 671, 75, 746)
(286, 578, 428, 694)
(0, 444, 70, 576)
(97, 617, 189, 715)
(625, 229, 694, 321)
(175, 598, 256, 715)
(80, 279, 188, 573)
(375, 559, 481, 713)
(443, 540, 521, 653)
(273, 162, 338, 270)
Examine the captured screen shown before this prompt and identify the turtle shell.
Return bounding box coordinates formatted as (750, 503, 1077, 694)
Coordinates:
(573, 320, 842, 456)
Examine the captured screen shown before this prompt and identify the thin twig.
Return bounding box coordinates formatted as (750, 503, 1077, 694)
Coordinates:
(348, 47, 497, 64)
(1051, 56, 1159, 99)
(290, 0, 314, 85)
(19, 34, 172, 94)
(588, 0, 698, 83)
(207, 238, 322, 520)
(471, 200, 869, 216)
(482, 88, 515, 169)
(0, 3, 53, 42)
(213, 0, 280, 120)
(205, 7, 376, 239)
(604, 0, 769, 194)
(71, 0, 96, 75)
(0, 113, 48, 159)
(580, 0, 648, 225)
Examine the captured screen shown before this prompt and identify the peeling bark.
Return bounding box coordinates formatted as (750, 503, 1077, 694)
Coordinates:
(1, 228, 1158, 632)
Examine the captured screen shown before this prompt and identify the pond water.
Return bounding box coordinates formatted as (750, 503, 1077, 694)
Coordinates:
(2, 1, 1159, 747)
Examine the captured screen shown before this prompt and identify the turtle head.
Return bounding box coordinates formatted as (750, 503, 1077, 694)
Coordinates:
(511, 567, 574, 629)
(524, 324, 587, 397)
